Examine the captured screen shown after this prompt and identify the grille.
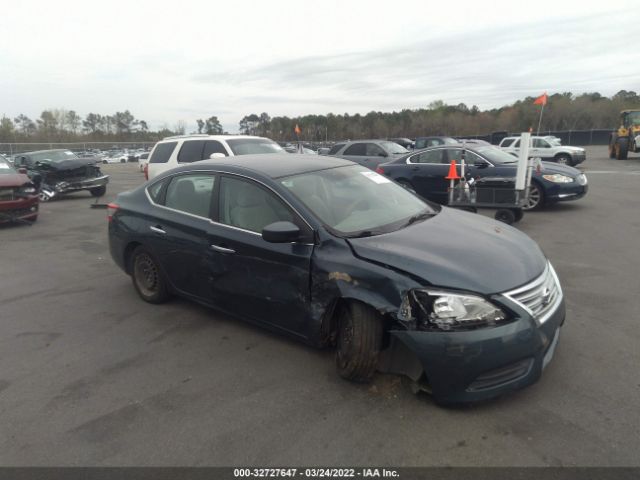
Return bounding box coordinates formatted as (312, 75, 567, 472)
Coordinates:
(504, 263, 562, 324)
(0, 187, 15, 201)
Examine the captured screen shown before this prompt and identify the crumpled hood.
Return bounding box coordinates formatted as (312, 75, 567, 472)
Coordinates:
(0, 173, 31, 188)
(539, 161, 582, 177)
(347, 208, 546, 295)
(35, 159, 96, 171)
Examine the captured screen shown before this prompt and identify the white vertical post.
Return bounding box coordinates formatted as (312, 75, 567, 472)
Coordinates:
(515, 132, 530, 191)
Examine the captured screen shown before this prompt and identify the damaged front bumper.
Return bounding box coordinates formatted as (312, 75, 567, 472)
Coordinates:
(0, 196, 39, 223)
(380, 296, 565, 405)
(49, 174, 109, 194)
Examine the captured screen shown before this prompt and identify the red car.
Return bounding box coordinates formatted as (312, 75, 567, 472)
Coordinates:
(0, 157, 39, 224)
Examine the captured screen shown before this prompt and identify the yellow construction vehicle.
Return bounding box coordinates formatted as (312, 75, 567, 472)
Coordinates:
(609, 110, 640, 159)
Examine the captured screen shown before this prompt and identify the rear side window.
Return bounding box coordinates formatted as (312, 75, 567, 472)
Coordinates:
(410, 149, 445, 164)
(328, 143, 345, 155)
(149, 142, 177, 164)
(147, 180, 166, 203)
(500, 139, 515, 147)
(343, 143, 366, 155)
(365, 143, 385, 156)
(203, 140, 228, 158)
(164, 174, 216, 218)
(177, 140, 206, 163)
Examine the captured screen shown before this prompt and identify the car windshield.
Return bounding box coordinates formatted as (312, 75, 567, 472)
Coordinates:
(0, 158, 16, 174)
(30, 150, 78, 163)
(627, 111, 640, 126)
(226, 138, 285, 155)
(280, 165, 437, 237)
(474, 146, 519, 164)
(380, 141, 409, 154)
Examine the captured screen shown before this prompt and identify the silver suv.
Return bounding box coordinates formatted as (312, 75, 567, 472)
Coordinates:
(498, 136, 586, 166)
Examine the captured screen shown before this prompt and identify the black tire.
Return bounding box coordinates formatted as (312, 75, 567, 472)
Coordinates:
(495, 209, 516, 225)
(555, 153, 573, 166)
(616, 137, 629, 160)
(512, 208, 524, 222)
(336, 301, 383, 383)
(523, 181, 544, 211)
(90, 185, 107, 197)
(397, 180, 416, 194)
(608, 136, 617, 159)
(130, 246, 170, 304)
(120, 159, 126, 163)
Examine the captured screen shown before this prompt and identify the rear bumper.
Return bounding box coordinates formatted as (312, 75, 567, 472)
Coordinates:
(386, 298, 565, 404)
(0, 196, 39, 223)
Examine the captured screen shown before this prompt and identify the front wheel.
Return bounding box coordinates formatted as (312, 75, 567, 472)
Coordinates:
(615, 137, 629, 160)
(336, 302, 383, 383)
(130, 246, 170, 304)
(495, 209, 516, 225)
(90, 186, 107, 197)
(608, 136, 617, 159)
(522, 182, 544, 211)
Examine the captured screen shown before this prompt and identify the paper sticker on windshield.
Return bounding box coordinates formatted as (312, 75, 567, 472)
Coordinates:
(360, 171, 391, 184)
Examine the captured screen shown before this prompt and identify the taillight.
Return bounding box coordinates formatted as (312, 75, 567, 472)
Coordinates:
(143, 163, 149, 180)
(375, 166, 385, 174)
(107, 202, 119, 222)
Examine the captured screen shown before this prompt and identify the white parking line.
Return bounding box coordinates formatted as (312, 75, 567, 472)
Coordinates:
(585, 170, 640, 174)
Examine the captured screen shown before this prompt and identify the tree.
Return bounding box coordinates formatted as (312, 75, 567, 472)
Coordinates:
(66, 110, 81, 134)
(204, 116, 223, 135)
(173, 121, 186, 135)
(14, 114, 36, 136)
(83, 113, 103, 134)
(0, 116, 15, 142)
(37, 110, 58, 138)
(239, 114, 260, 135)
(196, 119, 205, 134)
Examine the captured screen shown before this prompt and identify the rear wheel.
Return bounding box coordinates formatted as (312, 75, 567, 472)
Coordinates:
(615, 137, 629, 160)
(90, 186, 106, 197)
(495, 209, 516, 225)
(512, 208, 524, 222)
(555, 153, 573, 166)
(336, 302, 383, 383)
(130, 246, 170, 304)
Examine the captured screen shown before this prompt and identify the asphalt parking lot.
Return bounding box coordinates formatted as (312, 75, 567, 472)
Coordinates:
(1, 147, 639, 467)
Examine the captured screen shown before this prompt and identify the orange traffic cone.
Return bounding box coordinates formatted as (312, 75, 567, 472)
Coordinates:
(445, 160, 460, 180)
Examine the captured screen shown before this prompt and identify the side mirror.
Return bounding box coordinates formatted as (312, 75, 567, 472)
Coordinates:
(18, 167, 27, 174)
(262, 221, 301, 243)
(209, 153, 226, 159)
(474, 161, 489, 168)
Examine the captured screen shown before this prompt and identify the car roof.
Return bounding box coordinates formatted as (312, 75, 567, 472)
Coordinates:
(16, 149, 72, 155)
(171, 154, 355, 179)
(159, 134, 272, 142)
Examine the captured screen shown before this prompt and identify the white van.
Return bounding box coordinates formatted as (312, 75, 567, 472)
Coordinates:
(145, 134, 284, 180)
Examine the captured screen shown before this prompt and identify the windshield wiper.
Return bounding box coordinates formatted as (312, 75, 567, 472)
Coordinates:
(347, 230, 379, 238)
(403, 211, 434, 228)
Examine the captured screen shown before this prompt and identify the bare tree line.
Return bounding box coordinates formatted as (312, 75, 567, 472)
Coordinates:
(2, 91, 638, 145)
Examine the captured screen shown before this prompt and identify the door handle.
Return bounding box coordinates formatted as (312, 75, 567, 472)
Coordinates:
(150, 226, 166, 234)
(210, 244, 235, 254)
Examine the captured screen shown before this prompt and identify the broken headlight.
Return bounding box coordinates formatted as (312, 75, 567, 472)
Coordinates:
(399, 290, 507, 331)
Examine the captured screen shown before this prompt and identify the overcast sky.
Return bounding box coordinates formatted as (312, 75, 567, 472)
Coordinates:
(2, 0, 638, 133)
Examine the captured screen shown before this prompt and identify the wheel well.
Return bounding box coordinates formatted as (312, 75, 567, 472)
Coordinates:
(123, 241, 142, 274)
(320, 297, 393, 349)
(554, 152, 571, 159)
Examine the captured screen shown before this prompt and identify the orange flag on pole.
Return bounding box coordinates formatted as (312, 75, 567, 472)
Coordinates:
(533, 93, 548, 106)
(294, 124, 301, 135)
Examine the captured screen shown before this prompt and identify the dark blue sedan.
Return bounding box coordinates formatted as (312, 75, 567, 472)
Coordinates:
(376, 145, 588, 210)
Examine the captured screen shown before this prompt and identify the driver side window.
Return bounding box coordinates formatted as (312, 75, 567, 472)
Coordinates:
(218, 176, 294, 234)
(365, 143, 385, 156)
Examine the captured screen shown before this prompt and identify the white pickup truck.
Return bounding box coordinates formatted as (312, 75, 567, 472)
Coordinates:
(498, 136, 586, 166)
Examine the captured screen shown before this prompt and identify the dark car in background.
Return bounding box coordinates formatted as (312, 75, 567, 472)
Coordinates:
(0, 157, 39, 223)
(329, 139, 409, 170)
(12, 149, 109, 202)
(377, 145, 588, 210)
(414, 136, 459, 149)
(109, 153, 565, 404)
